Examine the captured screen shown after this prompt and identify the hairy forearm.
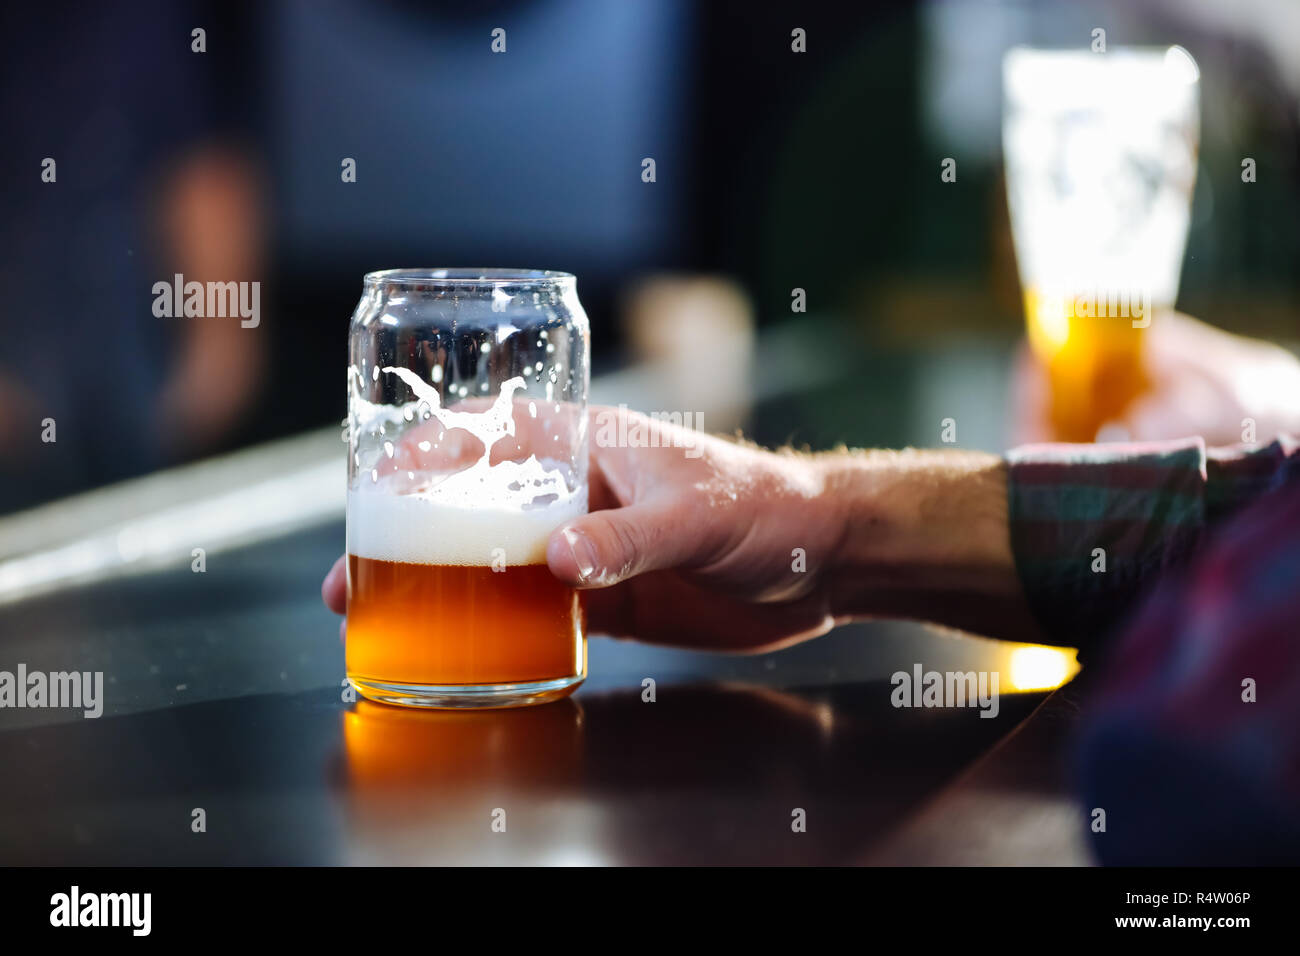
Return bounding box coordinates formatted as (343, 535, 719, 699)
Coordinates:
(813, 449, 1045, 643)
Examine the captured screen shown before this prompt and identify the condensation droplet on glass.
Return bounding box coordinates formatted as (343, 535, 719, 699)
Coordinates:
(372, 366, 379, 381)
(370, 469, 378, 483)
(534, 361, 543, 372)
(528, 401, 537, 418)
(480, 342, 490, 353)
(383, 441, 395, 458)
(431, 366, 443, 384)
(403, 407, 414, 421)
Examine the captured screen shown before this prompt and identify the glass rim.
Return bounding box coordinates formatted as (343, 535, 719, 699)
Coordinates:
(363, 268, 575, 288)
(1003, 44, 1200, 83)
(1003, 44, 1199, 110)
(1004, 43, 1190, 59)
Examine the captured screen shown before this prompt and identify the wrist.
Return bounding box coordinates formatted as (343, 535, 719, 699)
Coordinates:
(813, 449, 1030, 634)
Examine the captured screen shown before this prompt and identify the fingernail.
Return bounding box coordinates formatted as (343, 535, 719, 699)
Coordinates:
(561, 526, 598, 583)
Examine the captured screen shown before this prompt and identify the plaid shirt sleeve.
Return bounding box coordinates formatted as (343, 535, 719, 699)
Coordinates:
(1075, 444, 1300, 862)
(1005, 434, 1300, 655)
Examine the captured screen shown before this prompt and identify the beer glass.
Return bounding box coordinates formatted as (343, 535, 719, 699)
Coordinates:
(346, 269, 589, 708)
(1003, 47, 1200, 441)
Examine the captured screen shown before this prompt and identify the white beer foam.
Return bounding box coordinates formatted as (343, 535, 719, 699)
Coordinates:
(347, 490, 585, 567)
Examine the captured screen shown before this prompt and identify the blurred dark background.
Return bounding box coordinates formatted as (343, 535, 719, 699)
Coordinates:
(2, 0, 1298, 513)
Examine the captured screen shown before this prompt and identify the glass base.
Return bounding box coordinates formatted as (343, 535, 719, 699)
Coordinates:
(348, 674, 584, 709)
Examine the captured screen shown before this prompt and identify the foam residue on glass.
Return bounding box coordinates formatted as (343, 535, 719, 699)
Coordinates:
(347, 365, 585, 567)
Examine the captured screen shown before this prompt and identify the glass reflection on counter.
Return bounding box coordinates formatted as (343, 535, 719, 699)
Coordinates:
(340, 698, 589, 865)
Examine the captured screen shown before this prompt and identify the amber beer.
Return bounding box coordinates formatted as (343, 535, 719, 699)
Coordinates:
(1023, 285, 1153, 443)
(346, 556, 584, 688)
(344, 489, 587, 705)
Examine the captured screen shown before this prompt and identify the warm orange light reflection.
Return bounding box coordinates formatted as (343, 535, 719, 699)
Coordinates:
(1006, 644, 1079, 692)
(340, 699, 589, 864)
(343, 698, 585, 790)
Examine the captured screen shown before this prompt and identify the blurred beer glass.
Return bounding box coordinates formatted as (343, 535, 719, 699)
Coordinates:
(346, 269, 590, 707)
(1003, 47, 1199, 441)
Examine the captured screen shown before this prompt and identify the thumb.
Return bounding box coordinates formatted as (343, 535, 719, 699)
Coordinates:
(547, 501, 712, 588)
